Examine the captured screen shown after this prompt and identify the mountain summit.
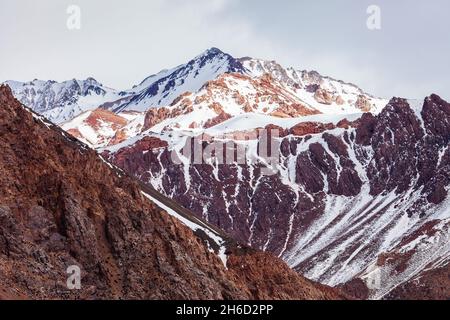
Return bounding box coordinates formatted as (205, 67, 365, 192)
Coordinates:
(112, 47, 246, 113)
(4, 77, 121, 123)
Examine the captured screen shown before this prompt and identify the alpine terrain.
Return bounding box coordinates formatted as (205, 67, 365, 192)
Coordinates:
(3, 48, 449, 300)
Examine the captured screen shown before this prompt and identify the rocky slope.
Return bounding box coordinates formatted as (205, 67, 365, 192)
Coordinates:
(60, 109, 145, 148)
(0, 84, 344, 300)
(112, 47, 247, 113)
(103, 95, 450, 300)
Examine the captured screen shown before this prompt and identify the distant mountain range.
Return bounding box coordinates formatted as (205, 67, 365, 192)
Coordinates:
(4, 48, 386, 125)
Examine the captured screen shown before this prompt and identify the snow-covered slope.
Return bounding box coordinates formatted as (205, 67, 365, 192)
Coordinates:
(241, 57, 387, 114)
(111, 48, 247, 113)
(61, 109, 145, 148)
(4, 78, 123, 124)
(138, 69, 386, 133)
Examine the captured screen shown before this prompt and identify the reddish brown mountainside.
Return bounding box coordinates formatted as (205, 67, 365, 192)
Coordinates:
(105, 95, 450, 300)
(0, 85, 343, 300)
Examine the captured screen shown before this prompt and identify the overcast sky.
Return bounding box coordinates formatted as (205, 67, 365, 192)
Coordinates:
(1, 0, 449, 100)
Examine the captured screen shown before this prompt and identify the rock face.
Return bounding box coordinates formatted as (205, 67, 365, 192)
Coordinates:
(355, 95, 373, 112)
(62, 109, 145, 148)
(289, 121, 336, 136)
(314, 88, 334, 105)
(0, 85, 344, 300)
(105, 95, 450, 300)
(142, 104, 193, 132)
(384, 262, 449, 300)
(62, 109, 128, 147)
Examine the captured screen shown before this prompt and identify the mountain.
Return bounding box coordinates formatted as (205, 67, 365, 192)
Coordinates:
(115, 48, 386, 117)
(0, 84, 344, 299)
(55, 48, 386, 149)
(110, 48, 386, 131)
(111, 47, 247, 113)
(241, 57, 387, 113)
(4, 78, 123, 124)
(4, 48, 386, 130)
(4, 47, 448, 300)
(103, 95, 450, 300)
(60, 109, 145, 148)
(135, 72, 386, 134)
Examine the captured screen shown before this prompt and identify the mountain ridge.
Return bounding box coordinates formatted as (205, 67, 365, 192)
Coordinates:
(4, 47, 387, 126)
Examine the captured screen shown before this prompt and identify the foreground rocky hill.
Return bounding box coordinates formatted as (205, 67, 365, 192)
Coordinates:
(0, 85, 343, 300)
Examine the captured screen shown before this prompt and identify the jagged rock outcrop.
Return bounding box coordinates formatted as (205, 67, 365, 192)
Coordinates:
(355, 95, 373, 112)
(314, 88, 334, 105)
(289, 121, 335, 136)
(142, 105, 194, 132)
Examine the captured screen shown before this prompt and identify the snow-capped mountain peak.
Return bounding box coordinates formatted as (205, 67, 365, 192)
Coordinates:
(112, 47, 246, 113)
(4, 77, 121, 124)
